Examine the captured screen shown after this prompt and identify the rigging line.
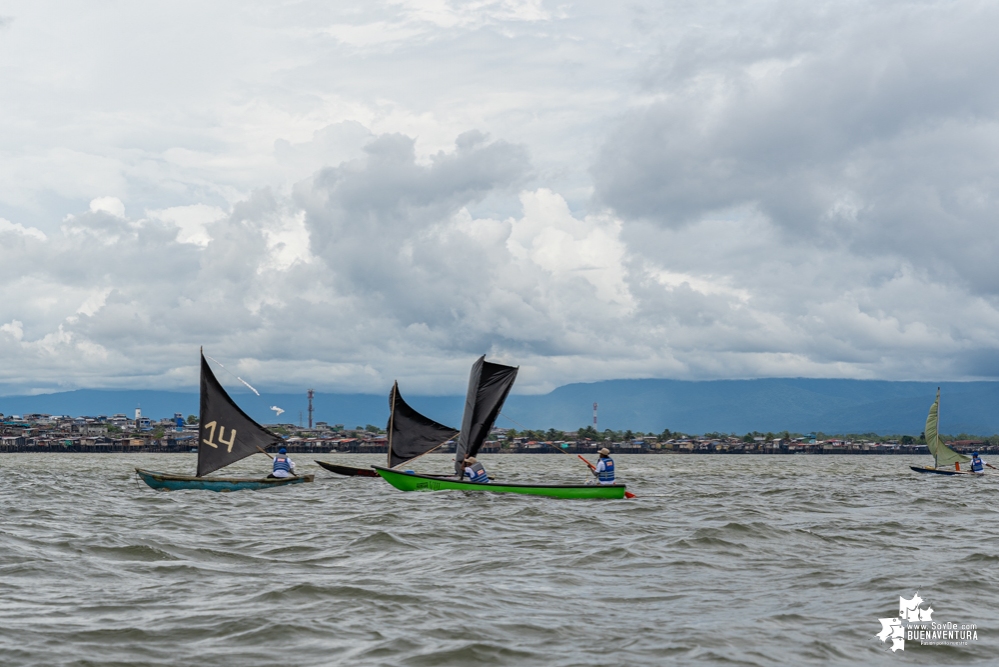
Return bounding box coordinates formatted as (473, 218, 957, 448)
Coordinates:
(499, 412, 529, 431)
(204, 355, 261, 396)
(391, 432, 460, 469)
(540, 440, 595, 478)
(237, 377, 260, 396)
(203, 353, 283, 421)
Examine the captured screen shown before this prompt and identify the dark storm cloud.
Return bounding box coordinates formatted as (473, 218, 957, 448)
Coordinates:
(297, 131, 530, 330)
(594, 1, 999, 295)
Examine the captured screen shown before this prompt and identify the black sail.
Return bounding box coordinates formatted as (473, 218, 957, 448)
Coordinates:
(197, 352, 281, 477)
(453, 355, 519, 475)
(387, 382, 458, 468)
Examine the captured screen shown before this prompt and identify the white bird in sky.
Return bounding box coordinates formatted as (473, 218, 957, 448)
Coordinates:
(270, 406, 285, 417)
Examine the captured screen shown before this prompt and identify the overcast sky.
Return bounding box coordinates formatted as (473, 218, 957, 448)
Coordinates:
(2, 0, 999, 396)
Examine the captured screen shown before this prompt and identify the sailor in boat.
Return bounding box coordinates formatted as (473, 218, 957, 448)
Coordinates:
(269, 447, 297, 478)
(462, 457, 489, 483)
(970, 452, 996, 474)
(592, 448, 615, 484)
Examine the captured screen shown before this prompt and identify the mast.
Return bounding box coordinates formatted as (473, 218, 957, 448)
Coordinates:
(385, 383, 457, 468)
(927, 387, 940, 469)
(307, 389, 314, 429)
(935, 387, 939, 469)
(386, 381, 397, 467)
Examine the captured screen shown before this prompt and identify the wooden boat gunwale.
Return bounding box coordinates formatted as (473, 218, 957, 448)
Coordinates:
(909, 465, 983, 477)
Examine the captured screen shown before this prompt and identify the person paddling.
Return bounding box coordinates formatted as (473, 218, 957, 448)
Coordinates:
(592, 448, 615, 484)
(269, 447, 297, 478)
(971, 452, 996, 473)
(462, 456, 489, 484)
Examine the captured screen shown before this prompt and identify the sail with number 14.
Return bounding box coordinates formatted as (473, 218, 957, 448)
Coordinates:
(135, 350, 314, 491)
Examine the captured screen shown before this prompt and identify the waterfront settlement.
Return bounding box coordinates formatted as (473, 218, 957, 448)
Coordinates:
(2, 412, 996, 456)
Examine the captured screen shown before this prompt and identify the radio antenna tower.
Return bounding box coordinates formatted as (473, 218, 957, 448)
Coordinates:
(307, 389, 315, 429)
(593, 402, 598, 431)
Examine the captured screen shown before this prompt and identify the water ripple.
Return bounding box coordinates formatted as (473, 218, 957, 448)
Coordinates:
(1, 453, 997, 665)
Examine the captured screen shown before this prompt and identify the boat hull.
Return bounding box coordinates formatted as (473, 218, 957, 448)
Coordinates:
(909, 466, 983, 477)
(372, 466, 626, 499)
(135, 468, 314, 491)
(315, 460, 380, 477)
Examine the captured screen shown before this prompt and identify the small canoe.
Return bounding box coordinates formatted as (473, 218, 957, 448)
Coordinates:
(372, 465, 626, 499)
(909, 466, 983, 477)
(315, 460, 379, 477)
(135, 468, 314, 492)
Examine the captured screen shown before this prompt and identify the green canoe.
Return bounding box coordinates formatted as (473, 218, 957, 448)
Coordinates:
(372, 466, 626, 499)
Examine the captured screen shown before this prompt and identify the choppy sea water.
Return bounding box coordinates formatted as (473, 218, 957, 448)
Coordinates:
(1, 453, 996, 666)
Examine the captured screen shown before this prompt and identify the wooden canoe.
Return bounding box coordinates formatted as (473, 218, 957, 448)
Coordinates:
(372, 466, 627, 499)
(314, 460, 380, 477)
(136, 468, 314, 491)
(909, 465, 984, 477)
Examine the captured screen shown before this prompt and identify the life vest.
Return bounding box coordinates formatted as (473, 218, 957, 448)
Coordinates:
(273, 455, 292, 474)
(464, 462, 488, 483)
(972, 457, 984, 473)
(597, 457, 615, 483)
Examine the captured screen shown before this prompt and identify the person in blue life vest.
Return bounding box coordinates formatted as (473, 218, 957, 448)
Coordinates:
(269, 447, 297, 478)
(593, 448, 615, 484)
(970, 452, 997, 473)
(462, 457, 489, 483)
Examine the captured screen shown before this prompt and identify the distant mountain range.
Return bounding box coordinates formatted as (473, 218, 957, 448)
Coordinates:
(2, 378, 998, 435)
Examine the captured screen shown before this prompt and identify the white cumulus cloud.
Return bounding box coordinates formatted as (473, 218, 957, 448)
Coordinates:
(1, 1, 999, 395)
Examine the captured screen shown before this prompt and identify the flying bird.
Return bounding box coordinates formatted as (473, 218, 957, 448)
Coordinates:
(270, 406, 285, 417)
